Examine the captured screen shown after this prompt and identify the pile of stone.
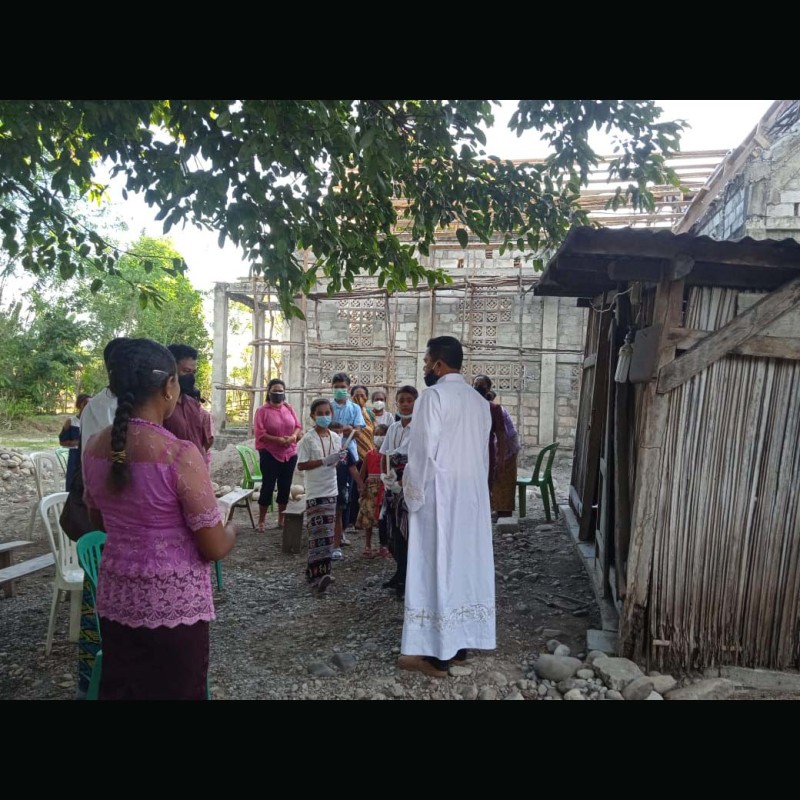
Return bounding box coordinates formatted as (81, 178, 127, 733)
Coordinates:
(0, 447, 41, 493)
(524, 636, 737, 700)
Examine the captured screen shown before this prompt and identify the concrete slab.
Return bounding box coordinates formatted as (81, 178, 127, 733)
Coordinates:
(495, 517, 520, 534)
(562, 505, 619, 633)
(586, 628, 618, 655)
(706, 666, 800, 692)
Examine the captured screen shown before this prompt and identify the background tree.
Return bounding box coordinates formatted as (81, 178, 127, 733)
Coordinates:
(0, 100, 685, 315)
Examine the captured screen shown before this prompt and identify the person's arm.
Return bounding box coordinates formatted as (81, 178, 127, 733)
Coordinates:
(176, 443, 235, 561)
(359, 458, 368, 483)
(349, 459, 364, 492)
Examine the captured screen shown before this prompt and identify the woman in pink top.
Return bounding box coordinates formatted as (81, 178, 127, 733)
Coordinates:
(254, 378, 303, 531)
(83, 338, 236, 701)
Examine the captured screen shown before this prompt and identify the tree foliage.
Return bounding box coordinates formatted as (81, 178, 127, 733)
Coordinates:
(0, 235, 210, 414)
(0, 100, 685, 316)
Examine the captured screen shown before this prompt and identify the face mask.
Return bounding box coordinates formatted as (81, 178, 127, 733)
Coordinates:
(269, 392, 285, 404)
(398, 412, 413, 420)
(423, 371, 439, 387)
(315, 415, 332, 428)
(374, 436, 385, 447)
(178, 374, 196, 395)
(372, 400, 385, 412)
(333, 388, 348, 401)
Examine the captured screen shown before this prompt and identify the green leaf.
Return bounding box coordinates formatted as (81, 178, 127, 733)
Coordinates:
(139, 293, 148, 310)
(143, 260, 153, 273)
(90, 278, 103, 294)
(456, 228, 468, 249)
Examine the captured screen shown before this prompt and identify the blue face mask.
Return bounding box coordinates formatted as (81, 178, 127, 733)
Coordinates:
(333, 388, 348, 401)
(315, 415, 332, 428)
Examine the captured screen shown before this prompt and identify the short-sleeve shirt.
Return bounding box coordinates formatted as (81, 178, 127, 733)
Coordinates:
(254, 402, 301, 462)
(297, 429, 342, 500)
(162, 394, 213, 459)
(82, 418, 222, 629)
(331, 399, 365, 461)
(380, 420, 413, 457)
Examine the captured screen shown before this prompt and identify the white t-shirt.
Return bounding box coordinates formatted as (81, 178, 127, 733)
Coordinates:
(380, 420, 413, 457)
(297, 429, 342, 500)
(80, 388, 118, 463)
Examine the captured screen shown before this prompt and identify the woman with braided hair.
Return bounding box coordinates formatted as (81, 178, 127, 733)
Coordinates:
(82, 338, 236, 700)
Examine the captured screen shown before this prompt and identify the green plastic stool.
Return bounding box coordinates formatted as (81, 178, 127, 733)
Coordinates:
(516, 442, 559, 521)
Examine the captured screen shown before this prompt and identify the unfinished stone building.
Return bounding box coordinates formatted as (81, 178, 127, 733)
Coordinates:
(210, 149, 727, 461)
(676, 100, 800, 241)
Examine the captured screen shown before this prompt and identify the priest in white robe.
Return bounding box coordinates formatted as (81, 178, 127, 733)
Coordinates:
(399, 336, 496, 676)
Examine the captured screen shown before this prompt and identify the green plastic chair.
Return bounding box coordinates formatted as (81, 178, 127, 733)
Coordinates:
(76, 530, 213, 700)
(54, 447, 69, 475)
(516, 442, 559, 522)
(76, 531, 106, 701)
(235, 445, 271, 512)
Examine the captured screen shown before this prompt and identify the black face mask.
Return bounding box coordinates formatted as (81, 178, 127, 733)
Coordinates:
(270, 393, 285, 404)
(424, 371, 439, 387)
(178, 374, 196, 395)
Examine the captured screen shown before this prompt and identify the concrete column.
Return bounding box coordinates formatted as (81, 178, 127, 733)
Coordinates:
(415, 289, 434, 389)
(211, 283, 229, 433)
(539, 296, 559, 445)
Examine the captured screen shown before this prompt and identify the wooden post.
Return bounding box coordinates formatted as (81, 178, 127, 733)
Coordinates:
(578, 305, 612, 542)
(621, 278, 685, 660)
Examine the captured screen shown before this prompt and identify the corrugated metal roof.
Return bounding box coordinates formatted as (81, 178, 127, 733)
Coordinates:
(536, 226, 800, 297)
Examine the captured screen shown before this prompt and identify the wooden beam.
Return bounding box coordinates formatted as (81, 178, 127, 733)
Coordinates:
(670, 327, 800, 360)
(578, 311, 612, 542)
(657, 275, 800, 394)
(621, 278, 685, 660)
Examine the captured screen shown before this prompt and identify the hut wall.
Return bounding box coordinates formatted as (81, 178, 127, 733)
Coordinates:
(647, 286, 800, 670)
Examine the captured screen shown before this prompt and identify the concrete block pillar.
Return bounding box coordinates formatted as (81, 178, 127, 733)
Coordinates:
(539, 296, 559, 445)
(212, 283, 229, 432)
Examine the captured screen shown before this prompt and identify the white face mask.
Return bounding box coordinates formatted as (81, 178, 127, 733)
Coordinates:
(372, 400, 385, 412)
(374, 436, 385, 447)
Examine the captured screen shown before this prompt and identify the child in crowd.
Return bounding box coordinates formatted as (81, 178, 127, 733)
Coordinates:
(357, 423, 388, 557)
(379, 385, 418, 599)
(297, 399, 344, 595)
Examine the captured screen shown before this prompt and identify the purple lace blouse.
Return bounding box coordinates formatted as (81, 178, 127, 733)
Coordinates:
(83, 418, 222, 629)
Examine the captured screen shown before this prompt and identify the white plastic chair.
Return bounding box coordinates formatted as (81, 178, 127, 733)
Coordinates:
(27, 451, 60, 540)
(40, 492, 84, 654)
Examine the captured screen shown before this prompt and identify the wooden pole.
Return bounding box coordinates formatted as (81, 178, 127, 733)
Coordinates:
(621, 277, 685, 661)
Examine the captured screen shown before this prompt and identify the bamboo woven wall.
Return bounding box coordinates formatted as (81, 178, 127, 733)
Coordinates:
(648, 287, 800, 670)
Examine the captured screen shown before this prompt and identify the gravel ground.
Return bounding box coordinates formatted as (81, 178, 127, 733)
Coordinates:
(1, 447, 798, 700)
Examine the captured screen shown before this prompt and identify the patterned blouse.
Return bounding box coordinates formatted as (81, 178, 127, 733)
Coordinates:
(83, 417, 222, 629)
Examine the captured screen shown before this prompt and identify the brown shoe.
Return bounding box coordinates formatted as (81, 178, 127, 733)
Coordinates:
(396, 655, 448, 679)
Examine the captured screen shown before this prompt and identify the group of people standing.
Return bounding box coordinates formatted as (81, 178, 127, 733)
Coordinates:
(58, 330, 522, 696)
(265, 335, 520, 679)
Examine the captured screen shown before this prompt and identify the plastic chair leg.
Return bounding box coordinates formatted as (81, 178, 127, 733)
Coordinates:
(518, 485, 527, 518)
(214, 560, 223, 591)
(27, 503, 39, 540)
(87, 650, 102, 700)
(45, 584, 59, 654)
(68, 589, 81, 642)
(541, 485, 552, 522)
(549, 480, 559, 518)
